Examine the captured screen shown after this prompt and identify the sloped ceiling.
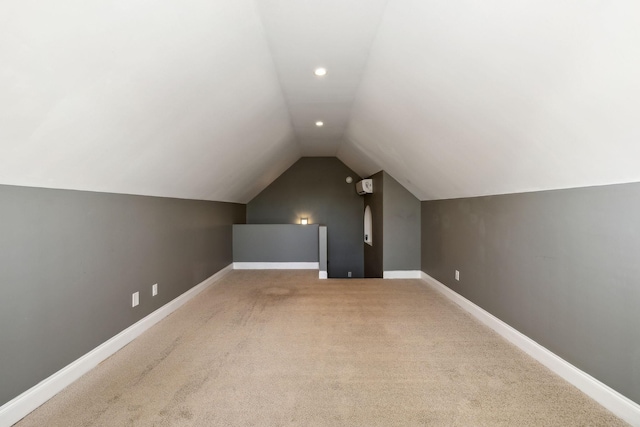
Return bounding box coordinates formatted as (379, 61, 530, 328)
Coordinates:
(342, 0, 640, 200)
(2, 1, 639, 202)
(0, 0, 299, 203)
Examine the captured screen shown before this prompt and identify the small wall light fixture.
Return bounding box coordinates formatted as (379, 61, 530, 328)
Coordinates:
(300, 218, 309, 225)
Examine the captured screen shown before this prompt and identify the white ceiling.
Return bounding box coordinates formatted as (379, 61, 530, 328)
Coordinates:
(343, 0, 640, 200)
(0, 0, 299, 202)
(255, 0, 388, 156)
(2, 0, 640, 202)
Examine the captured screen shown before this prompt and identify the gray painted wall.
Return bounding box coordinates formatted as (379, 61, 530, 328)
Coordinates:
(319, 226, 327, 273)
(0, 184, 245, 407)
(246, 157, 363, 278)
(364, 171, 421, 276)
(383, 173, 421, 271)
(421, 183, 640, 405)
(363, 172, 384, 278)
(233, 224, 319, 262)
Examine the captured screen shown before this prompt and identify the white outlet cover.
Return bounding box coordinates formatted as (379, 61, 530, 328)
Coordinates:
(455, 270, 460, 281)
(132, 292, 140, 307)
(152, 284, 158, 296)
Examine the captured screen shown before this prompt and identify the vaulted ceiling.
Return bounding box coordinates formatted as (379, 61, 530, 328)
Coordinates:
(2, 1, 639, 202)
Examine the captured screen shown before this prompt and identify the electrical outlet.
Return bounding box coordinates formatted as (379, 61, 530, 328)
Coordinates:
(152, 283, 158, 296)
(348, 271, 352, 278)
(132, 291, 139, 307)
(455, 270, 460, 281)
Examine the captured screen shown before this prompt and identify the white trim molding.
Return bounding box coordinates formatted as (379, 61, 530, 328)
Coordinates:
(383, 270, 422, 279)
(420, 271, 640, 427)
(319, 271, 328, 279)
(233, 262, 319, 270)
(0, 264, 234, 427)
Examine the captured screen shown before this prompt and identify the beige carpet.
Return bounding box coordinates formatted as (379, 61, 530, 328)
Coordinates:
(16, 270, 626, 426)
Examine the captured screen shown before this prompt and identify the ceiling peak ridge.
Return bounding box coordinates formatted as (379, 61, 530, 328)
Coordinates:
(253, 0, 391, 156)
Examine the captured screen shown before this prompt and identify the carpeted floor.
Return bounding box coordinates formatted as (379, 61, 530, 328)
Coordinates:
(16, 270, 627, 426)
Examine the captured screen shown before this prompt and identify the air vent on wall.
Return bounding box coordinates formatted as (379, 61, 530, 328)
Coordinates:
(356, 179, 373, 195)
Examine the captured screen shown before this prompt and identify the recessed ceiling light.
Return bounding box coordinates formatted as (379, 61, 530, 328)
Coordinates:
(314, 67, 327, 77)
(315, 121, 324, 127)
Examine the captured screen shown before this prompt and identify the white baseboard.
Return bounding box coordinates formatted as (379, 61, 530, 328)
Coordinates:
(233, 262, 319, 270)
(420, 271, 640, 427)
(383, 270, 422, 279)
(319, 271, 327, 279)
(0, 264, 234, 427)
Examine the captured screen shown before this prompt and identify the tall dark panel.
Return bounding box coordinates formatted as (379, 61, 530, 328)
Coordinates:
(421, 183, 640, 405)
(247, 157, 363, 278)
(363, 171, 420, 276)
(363, 172, 384, 277)
(0, 184, 245, 407)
